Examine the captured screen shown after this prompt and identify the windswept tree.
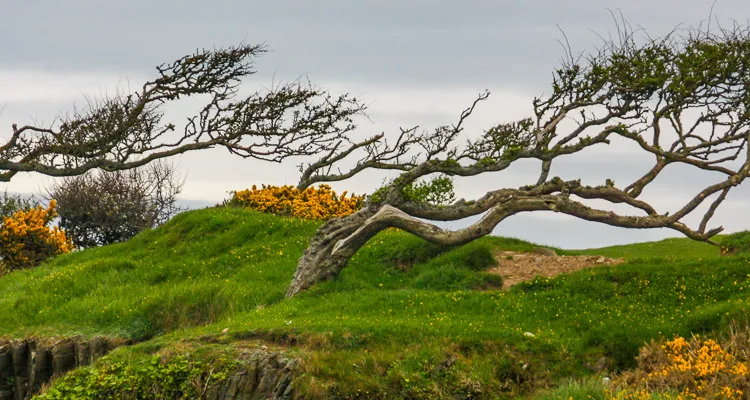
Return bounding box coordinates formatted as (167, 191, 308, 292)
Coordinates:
(0, 44, 364, 182)
(285, 23, 750, 297)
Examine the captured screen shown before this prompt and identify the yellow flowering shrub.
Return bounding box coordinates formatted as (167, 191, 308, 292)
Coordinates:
(0, 200, 75, 272)
(610, 328, 750, 400)
(229, 184, 364, 220)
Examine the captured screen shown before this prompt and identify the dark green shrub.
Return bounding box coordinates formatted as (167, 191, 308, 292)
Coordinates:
(412, 264, 503, 291)
(363, 233, 447, 271)
(435, 241, 497, 271)
(584, 328, 643, 370)
(37, 353, 239, 400)
(685, 303, 750, 335)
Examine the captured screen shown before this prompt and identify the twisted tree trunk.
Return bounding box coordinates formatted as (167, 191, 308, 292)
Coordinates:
(285, 206, 380, 298)
(285, 196, 549, 298)
(285, 186, 731, 297)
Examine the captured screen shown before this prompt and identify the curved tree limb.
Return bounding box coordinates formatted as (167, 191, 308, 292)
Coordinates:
(0, 44, 365, 182)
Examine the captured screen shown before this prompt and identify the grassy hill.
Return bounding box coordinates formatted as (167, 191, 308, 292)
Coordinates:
(2, 207, 749, 399)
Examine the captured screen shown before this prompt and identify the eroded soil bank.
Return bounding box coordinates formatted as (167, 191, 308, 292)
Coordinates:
(490, 248, 624, 288)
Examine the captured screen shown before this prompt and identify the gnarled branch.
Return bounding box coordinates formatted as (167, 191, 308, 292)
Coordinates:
(287, 22, 750, 296)
(0, 44, 365, 182)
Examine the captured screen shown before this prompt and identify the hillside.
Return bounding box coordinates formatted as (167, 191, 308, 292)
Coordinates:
(1, 207, 748, 399)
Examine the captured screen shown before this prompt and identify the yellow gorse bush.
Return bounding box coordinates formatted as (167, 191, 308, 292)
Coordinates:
(610, 330, 750, 400)
(0, 199, 75, 272)
(230, 184, 364, 220)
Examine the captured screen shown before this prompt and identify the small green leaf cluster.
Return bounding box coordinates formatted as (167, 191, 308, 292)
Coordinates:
(470, 118, 535, 160)
(401, 175, 456, 205)
(0, 190, 38, 219)
(549, 27, 750, 111)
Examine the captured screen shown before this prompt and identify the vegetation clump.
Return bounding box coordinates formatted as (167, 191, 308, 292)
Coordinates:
(50, 161, 184, 248)
(0, 190, 39, 219)
(36, 354, 235, 400)
(610, 327, 750, 399)
(0, 199, 74, 272)
(229, 184, 364, 220)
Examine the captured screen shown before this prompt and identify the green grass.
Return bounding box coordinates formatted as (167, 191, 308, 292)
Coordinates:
(717, 230, 750, 254)
(0, 207, 319, 338)
(1, 207, 748, 398)
(531, 375, 609, 400)
(575, 236, 719, 260)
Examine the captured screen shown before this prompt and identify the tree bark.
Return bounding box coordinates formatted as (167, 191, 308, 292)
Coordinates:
(285, 207, 379, 298)
(285, 187, 730, 297)
(285, 196, 550, 298)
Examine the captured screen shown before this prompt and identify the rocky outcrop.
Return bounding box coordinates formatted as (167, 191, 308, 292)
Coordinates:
(0, 336, 124, 400)
(0, 336, 300, 400)
(206, 351, 299, 400)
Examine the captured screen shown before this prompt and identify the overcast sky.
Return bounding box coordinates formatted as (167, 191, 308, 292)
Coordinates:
(2, 0, 750, 248)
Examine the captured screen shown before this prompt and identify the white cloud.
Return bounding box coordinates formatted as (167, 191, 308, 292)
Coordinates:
(0, 69, 143, 104)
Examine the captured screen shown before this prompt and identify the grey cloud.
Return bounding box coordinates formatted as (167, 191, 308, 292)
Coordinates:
(3, 0, 748, 88)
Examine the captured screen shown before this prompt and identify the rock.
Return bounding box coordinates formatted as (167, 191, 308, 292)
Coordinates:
(594, 356, 610, 372)
(90, 337, 111, 360)
(29, 342, 52, 395)
(532, 247, 558, 257)
(10, 341, 29, 400)
(1, 336, 122, 400)
(0, 342, 13, 400)
(595, 257, 606, 264)
(51, 340, 76, 377)
(0, 336, 297, 400)
(75, 340, 91, 367)
(208, 350, 299, 400)
(523, 332, 536, 338)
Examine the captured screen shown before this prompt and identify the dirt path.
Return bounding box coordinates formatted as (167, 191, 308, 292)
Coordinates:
(488, 248, 624, 289)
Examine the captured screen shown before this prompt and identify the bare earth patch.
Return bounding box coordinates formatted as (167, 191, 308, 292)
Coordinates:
(489, 248, 624, 289)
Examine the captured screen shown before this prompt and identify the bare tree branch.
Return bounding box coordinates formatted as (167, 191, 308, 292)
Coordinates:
(0, 44, 365, 182)
(287, 21, 750, 296)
